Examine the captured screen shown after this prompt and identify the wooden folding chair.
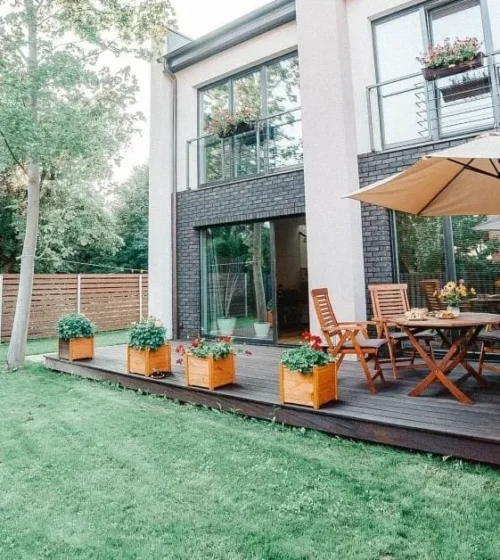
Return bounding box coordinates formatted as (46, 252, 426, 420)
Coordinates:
(420, 279, 445, 312)
(311, 288, 387, 394)
(478, 328, 500, 377)
(369, 283, 435, 378)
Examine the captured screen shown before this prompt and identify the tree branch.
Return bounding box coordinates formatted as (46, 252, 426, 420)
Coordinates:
(0, 129, 27, 175)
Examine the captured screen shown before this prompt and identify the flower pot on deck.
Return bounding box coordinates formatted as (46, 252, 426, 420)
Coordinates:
(279, 362, 338, 410)
(127, 344, 171, 377)
(185, 353, 236, 390)
(58, 337, 95, 361)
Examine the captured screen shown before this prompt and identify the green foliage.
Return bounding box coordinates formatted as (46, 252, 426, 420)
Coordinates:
(129, 317, 166, 351)
(113, 165, 148, 271)
(280, 345, 332, 375)
(55, 313, 96, 340)
(188, 337, 233, 361)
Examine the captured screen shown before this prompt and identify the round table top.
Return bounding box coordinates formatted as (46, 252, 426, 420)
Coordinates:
(393, 312, 500, 329)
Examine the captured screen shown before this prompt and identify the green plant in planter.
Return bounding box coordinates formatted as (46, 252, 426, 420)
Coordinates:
(56, 314, 96, 340)
(280, 332, 332, 375)
(129, 317, 167, 351)
(186, 336, 233, 361)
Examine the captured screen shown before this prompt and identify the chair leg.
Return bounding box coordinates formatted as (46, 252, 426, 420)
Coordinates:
(478, 343, 486, 377)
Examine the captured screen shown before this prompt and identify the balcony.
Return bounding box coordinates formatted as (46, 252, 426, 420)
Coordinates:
(367, 51, 500, 152)
(187, 108, 302, 188)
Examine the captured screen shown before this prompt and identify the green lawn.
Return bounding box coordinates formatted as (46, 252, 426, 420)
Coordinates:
(1, 365, 499, 560)
(0, 330, 129, 363)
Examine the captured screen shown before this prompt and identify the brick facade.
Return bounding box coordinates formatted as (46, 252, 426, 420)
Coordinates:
(176, 169, 305, 338)
(176, 138, 471, 337)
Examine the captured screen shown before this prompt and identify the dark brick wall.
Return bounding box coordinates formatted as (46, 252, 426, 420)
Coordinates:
(176, 169, 305, 338)
(358, 136, 471, 315)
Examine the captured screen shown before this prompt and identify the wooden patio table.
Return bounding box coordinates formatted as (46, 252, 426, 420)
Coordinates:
(392, 312, 500, 405)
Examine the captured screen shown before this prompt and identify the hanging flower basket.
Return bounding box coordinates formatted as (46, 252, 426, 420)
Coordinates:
(440, 75, 490, 103)
(423, 53, 484, 81)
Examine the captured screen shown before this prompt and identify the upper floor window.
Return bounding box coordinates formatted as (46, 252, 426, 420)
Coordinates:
(370, 0, 499, 150)
(195, 54, 302, 186)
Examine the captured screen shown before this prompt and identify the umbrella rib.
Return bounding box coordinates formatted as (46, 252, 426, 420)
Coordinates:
(417, 159, 474, 216)
(447, 158, 500, 179)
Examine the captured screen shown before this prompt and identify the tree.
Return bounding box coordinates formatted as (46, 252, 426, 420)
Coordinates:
(113, 164, 148, 271)
(0, 0, 175, 369)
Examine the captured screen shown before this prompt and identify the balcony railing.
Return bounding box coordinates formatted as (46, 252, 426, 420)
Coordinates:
(367, 51, 500, 152)
(187, 107, 302, 188)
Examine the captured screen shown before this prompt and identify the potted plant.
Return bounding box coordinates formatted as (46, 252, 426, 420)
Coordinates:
(127, 317, 171, 377)
(435, 280, 476, 317)
(418, 37, 483, 81)
(56, 313, 96, 361)
(205, 108, 256, 139)
(178, 337, 236, 390)
(279, 332, 337, 410)
(440, 71, 490, 103)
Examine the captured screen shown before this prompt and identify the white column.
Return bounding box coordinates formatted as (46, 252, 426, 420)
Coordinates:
(296, 0, 366, 335)
(148, 57, 174, 336)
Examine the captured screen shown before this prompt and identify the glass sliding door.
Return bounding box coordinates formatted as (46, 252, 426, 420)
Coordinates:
(201, 222, 273, 341)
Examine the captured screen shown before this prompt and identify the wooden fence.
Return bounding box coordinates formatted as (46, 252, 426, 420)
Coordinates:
(0, 274, 148, 342)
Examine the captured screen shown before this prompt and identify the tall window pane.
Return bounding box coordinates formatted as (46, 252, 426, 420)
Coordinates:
(202, 222, 273, 340)
(396, 213, 446, 307)
(267, 56, 300, 115)
(374, 11, 425, 146)
(487, 0, 500, 51)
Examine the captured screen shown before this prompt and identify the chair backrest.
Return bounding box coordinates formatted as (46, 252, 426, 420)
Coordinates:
(419, 279, 443, 311)
(368, 283, 410, 320)
(311, 288, 339, 345)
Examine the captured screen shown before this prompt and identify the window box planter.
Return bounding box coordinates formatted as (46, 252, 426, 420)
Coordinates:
(218, 121, 256, 139)
(58, 337, 95, 361)
(127, 344, 172, 377)
(185, 352, 236, 390)
(422, 53, 484, 81)
(440, 76, 491, 103)
(279, 362, 338, 410)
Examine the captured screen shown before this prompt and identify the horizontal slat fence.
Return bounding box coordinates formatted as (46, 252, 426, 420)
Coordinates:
(0, 274, 148, 342)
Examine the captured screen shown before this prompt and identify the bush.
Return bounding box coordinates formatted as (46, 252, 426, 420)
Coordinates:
(280, 332, 332, 375)
(129, 317, 167, 351)
(56, 314, 96, 340)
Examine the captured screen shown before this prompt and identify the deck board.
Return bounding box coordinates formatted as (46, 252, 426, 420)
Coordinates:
(45, 343, 500, 465)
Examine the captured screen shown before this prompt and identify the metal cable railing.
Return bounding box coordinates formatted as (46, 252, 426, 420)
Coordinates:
(187, 107, 303, 188)
(367, 51, 500, 152)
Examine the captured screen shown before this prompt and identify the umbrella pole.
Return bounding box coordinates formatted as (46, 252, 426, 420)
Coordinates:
(443, 216, 457, 282)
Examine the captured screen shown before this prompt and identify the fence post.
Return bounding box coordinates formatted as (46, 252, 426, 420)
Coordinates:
(0, 274, 3, 343)
(139, 273, 143, 321)
(77, 274, 81, 314)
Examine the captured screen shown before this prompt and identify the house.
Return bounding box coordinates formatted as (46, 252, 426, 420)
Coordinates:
(149, 0, 500, 342)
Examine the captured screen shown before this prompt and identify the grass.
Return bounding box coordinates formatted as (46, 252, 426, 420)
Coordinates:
(0, 330, 129, 363)
(1, 365, 500, 560)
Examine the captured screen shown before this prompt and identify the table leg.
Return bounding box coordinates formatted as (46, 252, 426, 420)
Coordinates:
(405, 327, 473, 405)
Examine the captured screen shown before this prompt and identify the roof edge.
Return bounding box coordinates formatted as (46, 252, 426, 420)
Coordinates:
(165, 0, 296, 73)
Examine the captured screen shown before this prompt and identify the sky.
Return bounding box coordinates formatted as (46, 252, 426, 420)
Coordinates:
(114, 0, 271, 183)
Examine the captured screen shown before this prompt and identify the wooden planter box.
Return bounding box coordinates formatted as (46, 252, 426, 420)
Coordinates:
(58, 337, 95, 361)
(422, 53, 483, 81)
(127, 344, 171, 377)
(185, 353, 236, 390)
(440, 76, 490, 103)
(280, 362, 338, 410)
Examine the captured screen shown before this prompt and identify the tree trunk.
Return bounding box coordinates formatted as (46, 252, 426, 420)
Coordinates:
(6, 164, 40, 369)
(253, 223, 267, 323)
(6, 0, 39, 370)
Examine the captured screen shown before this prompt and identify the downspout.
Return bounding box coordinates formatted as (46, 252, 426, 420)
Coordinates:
(163, 58, 179, 339)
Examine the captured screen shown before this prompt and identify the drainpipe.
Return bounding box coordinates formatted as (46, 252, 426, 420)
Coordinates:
(163, 58, 179, 339)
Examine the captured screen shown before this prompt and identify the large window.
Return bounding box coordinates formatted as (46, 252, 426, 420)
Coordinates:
(372, 0, 497, 149)
(201, 222, 273, 340)
(198, 54, 302, 185)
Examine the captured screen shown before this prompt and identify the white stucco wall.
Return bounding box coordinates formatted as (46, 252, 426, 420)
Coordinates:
(148, 59, 173, 335)
(296, 0, 367, 332)
(173, 21, 298, 191)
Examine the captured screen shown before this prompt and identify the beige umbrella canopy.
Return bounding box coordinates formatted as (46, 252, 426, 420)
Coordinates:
(344, 132, 500, 216)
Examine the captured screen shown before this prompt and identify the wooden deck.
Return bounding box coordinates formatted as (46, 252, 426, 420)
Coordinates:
(45, 344, 500, 466)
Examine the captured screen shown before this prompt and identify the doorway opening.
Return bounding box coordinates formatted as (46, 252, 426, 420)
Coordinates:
(274, 216, 309, 344)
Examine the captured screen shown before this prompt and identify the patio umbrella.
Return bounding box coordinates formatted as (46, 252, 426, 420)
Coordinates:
(343, 132, 500, 216)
